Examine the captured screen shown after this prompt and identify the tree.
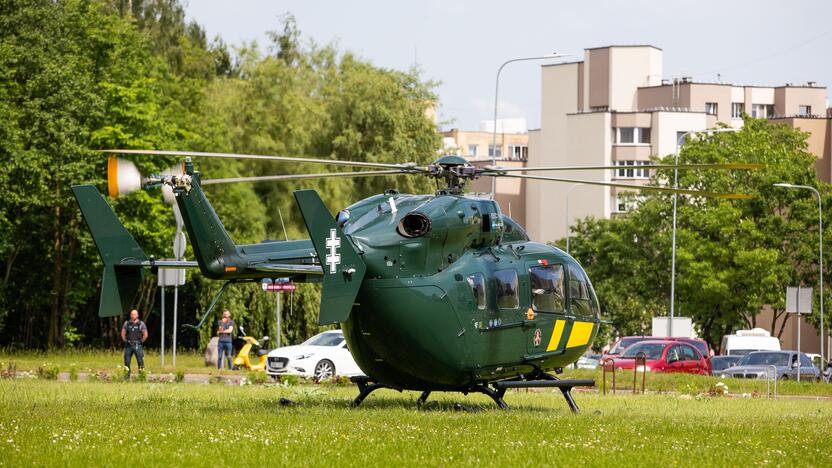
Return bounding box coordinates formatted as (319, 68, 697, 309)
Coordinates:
(562, 118, 826, 350)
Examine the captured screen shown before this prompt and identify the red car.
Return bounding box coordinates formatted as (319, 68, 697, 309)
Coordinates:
(610, 340, 709, 375)
(604, 336, 712, 373)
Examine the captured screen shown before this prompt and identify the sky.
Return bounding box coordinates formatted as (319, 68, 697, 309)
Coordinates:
(184, 0, 832, 131)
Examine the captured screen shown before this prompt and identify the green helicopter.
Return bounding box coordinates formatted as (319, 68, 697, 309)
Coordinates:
(73, 150, 757, 411)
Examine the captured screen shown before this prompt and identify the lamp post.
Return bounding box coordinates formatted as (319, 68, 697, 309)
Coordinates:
(774, 183, 824, 366)
(669, 127, 736, 337)
(565, 183, 585, 255)
(490, 53, 570, 196)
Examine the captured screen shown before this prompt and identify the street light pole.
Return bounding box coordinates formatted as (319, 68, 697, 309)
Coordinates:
(566, 183, 584, 255)
(490, 53, 569, 196)
(774, 183, 825, 367)
(669, 127, 736, 337)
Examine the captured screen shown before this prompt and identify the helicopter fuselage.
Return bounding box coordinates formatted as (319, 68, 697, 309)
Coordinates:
(334, 192, 601, 391)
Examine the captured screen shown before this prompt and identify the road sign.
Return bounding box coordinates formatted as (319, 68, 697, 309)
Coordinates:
(786, 286, 812, 314)
(262, 283, 296, 292)
(158, 266, 185, 286)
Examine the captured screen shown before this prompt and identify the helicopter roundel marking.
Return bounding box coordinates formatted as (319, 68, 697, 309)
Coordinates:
(325, 229, 341, 274)
(533, 328, 542, 347)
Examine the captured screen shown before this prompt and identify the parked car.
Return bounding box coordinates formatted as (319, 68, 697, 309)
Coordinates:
(711, 355, 743, 375)
(265, 330, 364, 381)
(612, 340, 709, 375)
(574, 353, 601, 369)
(720, 328, 781, 356)
(604, 336, 712, 373)
(602, 336, 655, 361)
(714, 351, 820, 381)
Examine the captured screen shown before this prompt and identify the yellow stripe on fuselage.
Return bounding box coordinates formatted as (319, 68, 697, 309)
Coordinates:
(566, 321, 595, 348)
(546, 320, 565, 352)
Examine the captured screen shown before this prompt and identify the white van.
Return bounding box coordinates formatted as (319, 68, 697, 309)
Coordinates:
(720, 328, 781, 356)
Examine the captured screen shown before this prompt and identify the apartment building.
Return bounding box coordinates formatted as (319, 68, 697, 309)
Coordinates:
(526, 45, 830, 244)
(442, 119, 529, 226)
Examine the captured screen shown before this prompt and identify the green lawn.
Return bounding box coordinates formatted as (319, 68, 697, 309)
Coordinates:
(1, 379, 831, 466)
(3, 349, 831, 397)
(0, 348, 227, 376)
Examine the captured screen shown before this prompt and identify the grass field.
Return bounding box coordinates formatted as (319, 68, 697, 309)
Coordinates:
(1, 378, 831, 466)
(3, 349, 831, 397)
(0, 348, 217, 376)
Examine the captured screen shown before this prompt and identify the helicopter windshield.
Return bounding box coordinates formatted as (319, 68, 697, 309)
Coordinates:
(568, 265, 600, 317)
(529, 265, 565, 312)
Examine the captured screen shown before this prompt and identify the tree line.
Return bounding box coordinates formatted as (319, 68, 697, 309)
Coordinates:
(0, 0, 440, 349)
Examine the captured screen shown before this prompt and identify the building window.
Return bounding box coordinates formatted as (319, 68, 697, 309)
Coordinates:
(615, 192, 641, 213)
(488, 145, 502, 158)
(613, 161, 650, 179)
(618, 127, 634, 143)
(507, 145, 528, 161)
(705, 102, 718, 116)
(615, 128, 650, 145)
(731, 103, 744, 118)
(467, 144, 478, 157)
(751, 104, 774, 118)
(799, 105, 812, 117)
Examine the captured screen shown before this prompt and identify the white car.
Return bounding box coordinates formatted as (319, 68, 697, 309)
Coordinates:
(265, 330, 364, 380)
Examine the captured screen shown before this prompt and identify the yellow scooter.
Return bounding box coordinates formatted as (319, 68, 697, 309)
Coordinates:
(232, 326, 271, 371)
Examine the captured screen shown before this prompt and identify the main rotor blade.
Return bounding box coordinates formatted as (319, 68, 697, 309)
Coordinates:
(202, 170, 414, 185)
(100, 149, 428, 172)
(483, 163, 765, 173)
(498, 174, 753, 199)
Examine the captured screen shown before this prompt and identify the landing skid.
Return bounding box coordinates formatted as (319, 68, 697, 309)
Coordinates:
(349, 376, 397, 408)
(349, 374, 594, 412)
(492, 374, 594, 413)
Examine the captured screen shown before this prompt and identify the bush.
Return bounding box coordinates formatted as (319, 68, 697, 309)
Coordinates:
(174, 370, 185, 383)
(68, 366, 78, 382)
(115, 366, 130, 382)
(136, 368, 149, 383)
(278, 374, 300, 386)
(247, 371, 268, 385)
(1, 362, 17, 379)
(36, 365, 60, 380)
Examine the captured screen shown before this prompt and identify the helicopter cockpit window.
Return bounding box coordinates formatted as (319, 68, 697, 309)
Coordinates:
(466, 273, 486, 310)
(568, 265, 599, 317)
(529, 265, 565, 312)
(494, 269, 519, 309)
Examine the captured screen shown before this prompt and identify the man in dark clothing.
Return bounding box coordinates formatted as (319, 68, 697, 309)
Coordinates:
(121, 309, 148, 376)
(217, 309, 235, 369)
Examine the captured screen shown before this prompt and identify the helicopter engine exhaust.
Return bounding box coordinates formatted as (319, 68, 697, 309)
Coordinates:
(397, 212, 431, 238)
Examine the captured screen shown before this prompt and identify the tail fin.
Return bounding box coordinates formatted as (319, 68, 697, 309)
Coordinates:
(72, 185, 147, 317)
(294, 190, 366, 324)
(171, 163, 239, 278)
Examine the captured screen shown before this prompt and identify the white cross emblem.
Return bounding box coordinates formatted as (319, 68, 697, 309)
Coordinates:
(325, 229, 341, 274)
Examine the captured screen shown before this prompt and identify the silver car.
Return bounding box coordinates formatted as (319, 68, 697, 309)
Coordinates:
(714, 351, 820, 381)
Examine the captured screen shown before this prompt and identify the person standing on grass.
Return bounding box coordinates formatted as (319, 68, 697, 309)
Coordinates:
(121, 309, 148, 377)
(217, 309, 235, 370)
